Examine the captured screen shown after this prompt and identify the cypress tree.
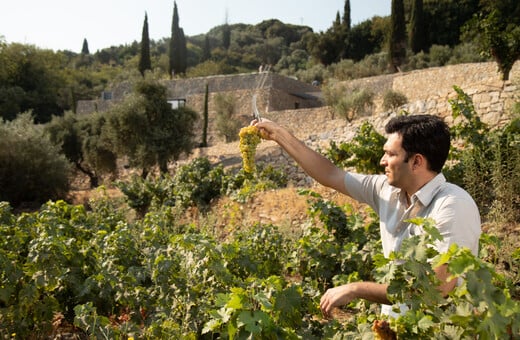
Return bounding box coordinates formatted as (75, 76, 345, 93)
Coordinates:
(333, 11, 341, 29)
(201, 83, 209, 147)
(409, 0, 426, 53)
(222, 9, 231, 50)
(202, 35, 211, 62)
(389, 0, 407, 72)
(81, 38, 89, 54)
(168, 1, 186, 77)
(138, 12, 152, 76)
(179, 28, 187, 74)
(341, 0, 351, 60)
(343, 0, 351, 31)
(222, 24, 231, 50)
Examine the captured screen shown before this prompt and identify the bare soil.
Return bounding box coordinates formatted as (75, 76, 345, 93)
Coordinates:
(68, 180, 360, 231)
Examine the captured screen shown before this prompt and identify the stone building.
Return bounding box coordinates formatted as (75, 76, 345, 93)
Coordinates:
(75, 72, 323, 145)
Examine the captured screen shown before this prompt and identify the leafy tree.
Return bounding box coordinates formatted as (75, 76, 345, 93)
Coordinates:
(186, 60, 236, 77)
(422, 0, 479, 48)
(138, 12, 152, 76)
(276, 49, 310, 74)
(343, 16, 389, 62)
(347, 19, 381, 61)
(45, 112, 117, 188)
(168, 1, 187, 77)
(409, 0, 426, 53)
(81, 38, 90, 55)
(311, 30, 341, 66)
(463, 0, 520, 80)
(309, 7, 350, 66)
(0, 43, 65, 123)
(389, 0, 407, 71)
(0, 113, 71, 206)
(106, 79, 198, 176)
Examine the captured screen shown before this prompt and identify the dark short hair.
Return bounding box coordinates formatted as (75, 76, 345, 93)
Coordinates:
(385, 114, 450, 173)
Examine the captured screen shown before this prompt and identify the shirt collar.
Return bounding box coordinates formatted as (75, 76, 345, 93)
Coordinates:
(413, 173, 446, 206)
(395, 173, 446, 207)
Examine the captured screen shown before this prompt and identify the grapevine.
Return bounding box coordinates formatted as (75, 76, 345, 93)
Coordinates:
(239, 125, 262, 173)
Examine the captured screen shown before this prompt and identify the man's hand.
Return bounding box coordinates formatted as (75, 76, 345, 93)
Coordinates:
(320, 282, 390, 319)
(253, 118, 275, 141)
(320, 284, 357, 318)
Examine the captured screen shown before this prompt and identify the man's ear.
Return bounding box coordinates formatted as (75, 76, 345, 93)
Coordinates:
(412, 153, 425, 170)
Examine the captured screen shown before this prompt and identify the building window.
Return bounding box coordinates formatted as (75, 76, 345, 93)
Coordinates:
(168, 99, 186, 109)
(101, 91, 112, 100)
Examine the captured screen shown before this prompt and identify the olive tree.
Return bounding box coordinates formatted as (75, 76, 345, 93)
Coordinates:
(106, 79, 198, 177)
(45, 112, 117, 188)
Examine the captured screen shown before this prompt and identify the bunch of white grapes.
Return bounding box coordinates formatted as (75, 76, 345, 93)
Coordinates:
(239, 125, 262, 173)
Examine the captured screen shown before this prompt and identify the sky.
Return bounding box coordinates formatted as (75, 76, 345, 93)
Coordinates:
(0, 0, 390, 53)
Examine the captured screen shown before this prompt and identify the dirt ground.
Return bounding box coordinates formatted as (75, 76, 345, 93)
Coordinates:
(69, 180, 360, 231)
(67, 161, 518, 238)
(69, 170, 519, 239)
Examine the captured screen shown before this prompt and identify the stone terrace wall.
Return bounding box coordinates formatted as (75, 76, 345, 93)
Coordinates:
(344, 62, 519, 126)
(185, 61, 519, 186)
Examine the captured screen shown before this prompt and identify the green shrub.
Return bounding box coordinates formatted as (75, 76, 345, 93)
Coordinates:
(117, 158, 288, 217)
(224, 163, 288, 202)
(325, 121, 385, 174)
(382, 89, 408, 111)
(215, 93, 242, 142)
(0, 113, 71, 207)
(404, 50, 430, 71)
(446, 86, 519, 223)
(428, 44, 452, 67)
(351, 52, 390, 78)
(328, 53, 389, 81)
(293, 62, 330, 84)
(448, 42, 489, 65)
(324, 85, 375, 122)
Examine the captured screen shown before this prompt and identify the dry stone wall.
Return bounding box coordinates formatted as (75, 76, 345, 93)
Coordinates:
(184, 61, 519, 186)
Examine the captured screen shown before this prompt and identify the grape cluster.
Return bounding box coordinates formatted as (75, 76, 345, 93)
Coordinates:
(239, 125, 262, 173)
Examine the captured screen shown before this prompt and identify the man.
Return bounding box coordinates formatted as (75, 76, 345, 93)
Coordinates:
(254, 114, 481, 318)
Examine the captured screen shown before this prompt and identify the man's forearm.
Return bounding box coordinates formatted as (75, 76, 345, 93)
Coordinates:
(320, 281, 391, 317)
(272, 127, 348, 194)
(351, 281, 391, 305)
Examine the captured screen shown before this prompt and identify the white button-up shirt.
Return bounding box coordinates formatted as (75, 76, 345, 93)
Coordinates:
(344, 172, 481, 257)
(344, 172, 482, 316)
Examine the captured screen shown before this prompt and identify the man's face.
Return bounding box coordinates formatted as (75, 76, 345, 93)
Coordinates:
(380, 133, 412, 188)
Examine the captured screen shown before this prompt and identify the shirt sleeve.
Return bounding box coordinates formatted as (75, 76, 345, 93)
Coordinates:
(344, 172, 387, 213)
(430, 193, 481, 256)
